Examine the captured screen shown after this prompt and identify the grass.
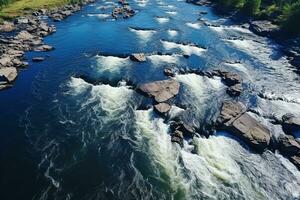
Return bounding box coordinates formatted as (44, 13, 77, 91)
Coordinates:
(0, 0, 72, 19)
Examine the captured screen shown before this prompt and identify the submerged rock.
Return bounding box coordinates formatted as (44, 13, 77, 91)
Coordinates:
(138, 79, 180, 103)
(32, 57, 45, 62)
(130, 53, 146, 62)
(278, 134, 300, 169)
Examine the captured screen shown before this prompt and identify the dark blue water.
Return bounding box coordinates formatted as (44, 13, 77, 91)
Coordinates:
(1, 0, 300, 199)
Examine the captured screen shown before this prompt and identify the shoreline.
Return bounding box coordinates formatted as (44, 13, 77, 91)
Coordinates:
(0, 0, 95, 91)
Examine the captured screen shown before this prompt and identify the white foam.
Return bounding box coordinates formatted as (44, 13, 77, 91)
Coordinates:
(134, 109, 186, 192)
(168, 106, 185, 119)
(68, 77, 133, 115)
(186, 22, 201, 29)
(87, 13, 110, 19)
(156, 17, 170, 24)
(166, 11, 177, 15)
(167, 29, 178, 37)
(129, 27, 156, 42)
(95, 55, 130, 73)
(210, 25, 252, 34)
(147, 54, 181, 65)
(161, 40, 206, 56)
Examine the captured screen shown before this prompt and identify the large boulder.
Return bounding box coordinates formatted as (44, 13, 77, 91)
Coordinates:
(217, 101, 246, 127)
(138, 79, 180, 103)
(0, 67, 18, 83)
(0, 21, 15, 32)
(278, 135, 300, 157)
(249, 20, 279, 37)
(282, 113, 300, 134)
(15, 31, 35, 41)
(217, 101, 271, 152)
(229, 113, 271, 151)
(130, 53, 146, 62)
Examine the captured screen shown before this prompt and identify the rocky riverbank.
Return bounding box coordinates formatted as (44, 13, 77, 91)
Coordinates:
(0, 0, 95, 91)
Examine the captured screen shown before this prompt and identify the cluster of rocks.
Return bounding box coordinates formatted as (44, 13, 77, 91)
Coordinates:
(0, 0, 95, 91)
(217, 100, 300, 169)
(164, 67, 243, 97)
(35, 0, 95, 21)
(137, 79, 180, 116)
(112, 0, 135, 19)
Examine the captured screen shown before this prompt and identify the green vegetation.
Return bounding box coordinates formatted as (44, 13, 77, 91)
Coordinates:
(212, 0, 300, 35)
(0, 0, 82, 19)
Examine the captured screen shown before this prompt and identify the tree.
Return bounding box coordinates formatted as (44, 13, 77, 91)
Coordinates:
(243, 0, 262, 15)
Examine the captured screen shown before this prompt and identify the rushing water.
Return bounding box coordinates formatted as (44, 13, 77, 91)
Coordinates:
(1, 0, 300, 199)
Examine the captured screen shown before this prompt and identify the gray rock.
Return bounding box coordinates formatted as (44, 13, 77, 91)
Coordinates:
(230, 113, 271, 151)
(130, 53, 146, 62)
(217, 101, 246, 127)
(0, 67, 18, 83)
(32, 57, 45, 62)
(34, 45, 54, 52)
(222, 72, 242, 86)
(164, 68, 175, 77)
(227, 83, 243, 97)
(138, 79, 180, 103)
(15, 31, 35, 41)
(154, 103, 171, 115)
(249, 20, 279, 37)
(0, 56, 13, 67)
(171, 121, 195, 138)
(282, 113, 300, 134)
(278, 134, 300, 157)
(0, 21, 15, 32)
(217, 101, 271, 152)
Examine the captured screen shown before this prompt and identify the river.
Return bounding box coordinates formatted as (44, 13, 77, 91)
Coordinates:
(0, 0, 300, 199)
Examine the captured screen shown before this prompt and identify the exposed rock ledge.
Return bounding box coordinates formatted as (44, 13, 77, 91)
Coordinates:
(217, 101, 271, 152)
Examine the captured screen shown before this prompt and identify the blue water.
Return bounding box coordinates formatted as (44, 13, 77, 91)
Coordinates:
(1, 0, 300, 199)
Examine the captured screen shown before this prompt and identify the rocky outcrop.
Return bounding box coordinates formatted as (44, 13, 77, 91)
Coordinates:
(130, 53, 146, 62)
(138, 79, 180, 103)
(0, 67, 18, 89)
(249, 20, 279, 37)
(217, 101, 271, 152)
(278, 135, 300, 169)
(217, 101, 246, 126)
(282, 113, 300, 135)
(112, 0, 135, 19)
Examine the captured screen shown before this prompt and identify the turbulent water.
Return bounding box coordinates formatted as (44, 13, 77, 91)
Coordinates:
(1, 0, 300, 199)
